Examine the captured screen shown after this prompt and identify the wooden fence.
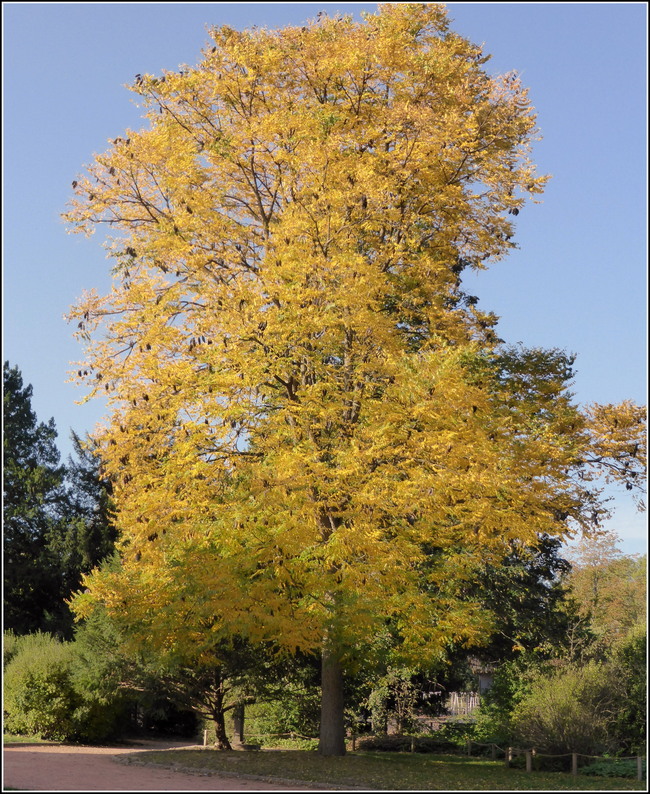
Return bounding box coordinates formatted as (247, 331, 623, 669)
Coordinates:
(467, 739, 645, 782)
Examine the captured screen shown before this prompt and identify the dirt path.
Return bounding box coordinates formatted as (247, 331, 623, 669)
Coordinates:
(2, 740, 327, 792)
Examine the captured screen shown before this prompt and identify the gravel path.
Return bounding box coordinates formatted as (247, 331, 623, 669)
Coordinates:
(3, 740, 327, 792)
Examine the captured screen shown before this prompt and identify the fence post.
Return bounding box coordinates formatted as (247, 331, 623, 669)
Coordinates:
(351, 733, 356, 752)
(572, 753, 578, 776)
(203, 729, 208, 746)
(410, 736, 415, 753)
(637, 756, 643, 781)
(505, 747, 512, 768)
(491, 743, 496, 760)
(466, 740, 472, 756)
(525, 750, 532, 773)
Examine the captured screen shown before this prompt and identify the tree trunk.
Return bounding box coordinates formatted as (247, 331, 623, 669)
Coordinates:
(209, 670, 232, 750)
(319, 642, 346, 756)
(231, 701, 245, 747)
(213, 710, 232, 750)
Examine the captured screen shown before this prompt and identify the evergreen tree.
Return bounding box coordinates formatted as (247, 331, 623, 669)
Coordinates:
(3, 364, 117, 637)
(469, 534, 575, 660)
(52, 431, 118, 600)
(3, 362, 67, 634)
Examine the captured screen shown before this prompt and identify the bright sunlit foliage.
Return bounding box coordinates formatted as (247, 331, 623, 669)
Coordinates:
(64, 5, 645, 673)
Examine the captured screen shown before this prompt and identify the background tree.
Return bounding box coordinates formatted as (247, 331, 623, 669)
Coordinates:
(564, 532, 646, 650)
(52, 431, 118, 603)
(141, 640, 277, 750)
(3, 362, 68, 635)
(72, 603, 201, 742)
(3, 363, 117, 638)
(469, 530, 646, 757)
(432, 532, 579, 710)
(462, 534, 575, 661)
(245, 658, 323, 747)
(350, 532, 581, 736)
(64, 5, 646, 755)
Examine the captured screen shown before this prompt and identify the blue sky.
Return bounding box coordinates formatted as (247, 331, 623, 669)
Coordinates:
(3, 2, 647, 553)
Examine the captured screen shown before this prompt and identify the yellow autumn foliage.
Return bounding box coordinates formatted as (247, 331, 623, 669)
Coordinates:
(64, 5, 645, 669)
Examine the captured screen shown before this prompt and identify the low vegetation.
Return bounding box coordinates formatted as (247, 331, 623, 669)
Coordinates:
(120, 748, 646, 791)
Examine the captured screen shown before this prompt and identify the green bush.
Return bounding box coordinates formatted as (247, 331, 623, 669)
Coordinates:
(355, 734, 460, 753)
(3, 633, 80, 740)
(69, 697, 128, 743)
(580, 757, 645, 779)
(363, 666, 419, 735)
(433, 719, 478, 747)
(3, 631, 128, 742)
(244, 678, 321, 746)
(468, 625, 646, 759)
(510, 660, 619, 755)
(610, 627, 647, 755)
(3, 629, 21, 668)
(468, 656, 542, 747)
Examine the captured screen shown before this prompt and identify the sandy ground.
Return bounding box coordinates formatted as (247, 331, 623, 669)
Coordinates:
(2, 739, 328, 792)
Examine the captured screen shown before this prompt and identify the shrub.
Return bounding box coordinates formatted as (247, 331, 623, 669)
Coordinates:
(244, 678, 321, 746)
(364, 667, 419, 735)
(433, 719, 477, 747)
(3, 629, 21, 668)
(355, 734, 460, 753)
(3, 633, 80, 740)
(580, 757, 645, 779)
(467, 656, 543, 747)
(609, 626, 647, 755)
(510, 660, 619, 755)
(3, 631, 129, 742)
(68, 696, 129, 743)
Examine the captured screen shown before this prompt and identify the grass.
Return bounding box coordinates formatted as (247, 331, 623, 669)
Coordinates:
(121, 748, 647, 790)
(3, 733, 58, 745)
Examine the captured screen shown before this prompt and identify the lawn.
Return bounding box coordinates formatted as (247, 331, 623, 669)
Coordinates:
(121, 748, 647, 791)
(3, 734, 58, 745)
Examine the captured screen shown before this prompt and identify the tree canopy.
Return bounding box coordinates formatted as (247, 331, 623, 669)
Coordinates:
(564, 533, 646, 648)
(64, 4, 646, 754)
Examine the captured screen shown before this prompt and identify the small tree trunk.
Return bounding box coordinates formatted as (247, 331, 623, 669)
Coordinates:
(232, 701, 245, 747)
(319, 642, 346, 756)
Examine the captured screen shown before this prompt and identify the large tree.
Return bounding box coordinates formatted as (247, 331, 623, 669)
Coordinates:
(65, 5, 645, 754)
